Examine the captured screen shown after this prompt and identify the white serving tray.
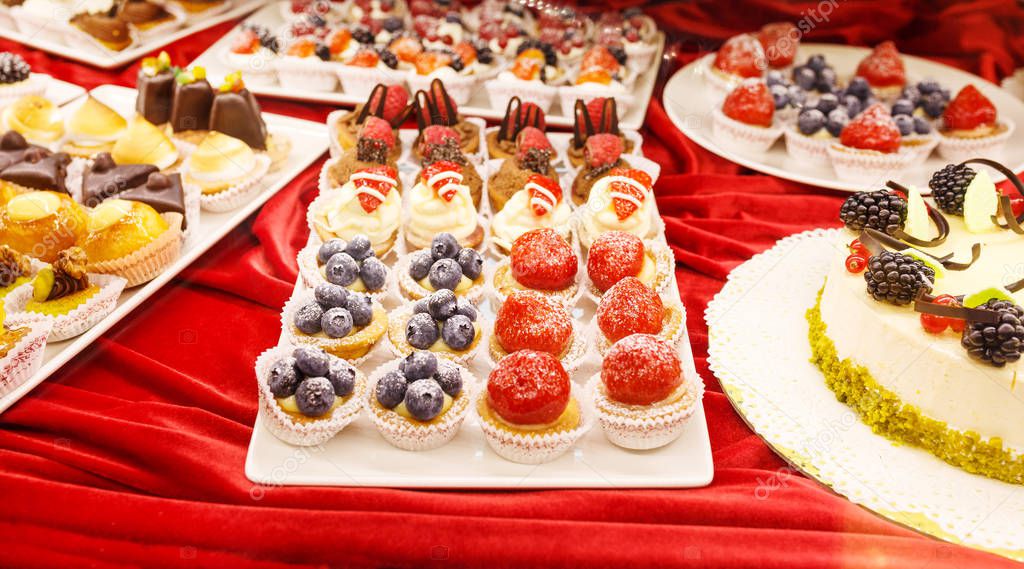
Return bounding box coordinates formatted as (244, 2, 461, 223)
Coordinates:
(0, 0, 265, 69)
(189, 2, 663, 130)
(0, 83, 329, 413)
(663, 43, 1024, 192)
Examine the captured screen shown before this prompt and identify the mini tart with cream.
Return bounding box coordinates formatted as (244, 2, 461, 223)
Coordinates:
(490, 290, 585, 372)
(1, 95, 64, 146)
(300, 236, 389, 297)
(368, 352, 473, 451)
(398, 233, 484, 303)
(594, 276, 685, 354)
(415, 125, 484, 209)
(486, 96, 546, 160)
(491, 173, 571, 253)
(570, 133, 628, 207)
(585, 231, 672, 297)
(310, 165, 401, 258)
(492, 228, 579, 305)
(23, 247, 100, 317)
(183, 132, 262, 194)
(62, 96, 127, 158)
(406, 160, 484, 250)
(285, 288, 388, 362)
(78, 198, 182, 287)
(0, 245, 34, 298)
(112, 116, 179, 170)
(0, 191, 87, 263)
(478, 349, 588, 464)
(578, 167, 656, 249)
(388, 289, 483, 365)
(487, 126, 558, 213)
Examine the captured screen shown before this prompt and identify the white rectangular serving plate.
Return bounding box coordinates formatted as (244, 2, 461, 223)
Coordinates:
(0, 83, 329, 414)
(189, 2, 663, 130)
(0, 0, 265, 70)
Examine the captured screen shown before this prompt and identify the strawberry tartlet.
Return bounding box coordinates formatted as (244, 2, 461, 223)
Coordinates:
(705, 33, 765, 97)
(593, 276, 685, 354)
(489, 289, 587, 372)
(937, 84, 1014, 162)
(712, 80, 783, 154)
(491, 228, 581, 306)
(854, 41, 906, 101)
(826, 103, 914, 183)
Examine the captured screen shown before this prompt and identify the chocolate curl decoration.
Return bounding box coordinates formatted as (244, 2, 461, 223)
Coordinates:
(412, 89, 432, 131)
(959, 157, 1024, 233)
(497, 96, 522, 142)
(522, 103, 545, 130)
(885, 181, 950, 247)
(860, 228, 980, 271)
(572, 99, 591, 149)
(355, 84, 388, 125)
(429, 78, 458, 127)
(914, 291, 1001, 325)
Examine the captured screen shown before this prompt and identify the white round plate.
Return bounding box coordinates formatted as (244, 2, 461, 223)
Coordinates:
(706, 228, 1024, 562)
(664, 43, 1024, 192)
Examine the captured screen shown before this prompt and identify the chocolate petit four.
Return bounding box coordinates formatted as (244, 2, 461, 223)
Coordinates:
(0, 131, 49, 173)
(486, 96, 546, 160)
(135, 52, 176, 126)
(118, 0, 176, 30)
(80, 154, 188, 232)
(209, 72, 267, 151)
(411, 79, 480, 159)
(169, 66, 213, 141)
(0, 149, 70, 194)
(567, 97, 632, 169)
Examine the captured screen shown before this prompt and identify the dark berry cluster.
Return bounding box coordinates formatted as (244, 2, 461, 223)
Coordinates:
(375, 351, 463, 421)
(293, 284, 375, 339)
(961, 299, 1024, 367)
(928, 163, 976, 216)
(244, 24, 279, 53)
(317, 236, 387, 292)
(267, 347, 356, 417)
(899, 79, 951, 119)
(516, 39, 557, 66)
(864, 251, 935, 305)
(352, 26, 374, 45)
(839, 190, 907, 235)
(377, 47, 399, 69)
(406, 289, 478, 351)
(0, 52, 30, 85)
(407, 233, 482, 291)
(474, 42, 494, 65)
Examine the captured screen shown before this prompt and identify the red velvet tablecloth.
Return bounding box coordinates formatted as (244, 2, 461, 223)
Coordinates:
(3, 2, 1024, 567)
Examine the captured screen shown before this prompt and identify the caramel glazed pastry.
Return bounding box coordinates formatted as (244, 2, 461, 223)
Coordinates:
(70, 1, 133, 52)
(334, 83, 407, 160)
(411, 79, 480, 160)
(567, 97, 634, 169)
(485, 95, 546, 160)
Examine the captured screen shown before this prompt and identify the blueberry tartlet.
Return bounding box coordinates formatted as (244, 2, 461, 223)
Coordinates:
(297, 234, 390, 301)
(387, 289, 483, 365)
(397, 232, 485, 304)
(367, 351, 474, 450)
(282, 286, 388, 363)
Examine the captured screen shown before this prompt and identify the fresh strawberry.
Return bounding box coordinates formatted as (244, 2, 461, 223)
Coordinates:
(367, 84, 409, 124)
(358, 116, 395, 147)
(756, 22, 797, 68)
(230, 29, 260, 54)
(602, 334, 683, 405)
(422, 160, 463, 201)
(596, 277, 664, 343)
(346, 48, 379, 67)
(583, 133, 624, 169)
(389, 36, 423, 63)
(712, 34, 765, 78)
(495, 290, 574, 356)
(351, 165, 397, 213)
(855, 41, 905, 87)
(328, 28, 352, 56)
(510, 228, 576, 290)
(943, 84, 997, 131)
(524, 174, 563, 217)
(722, 80, 774, 127)
(587, 231, 645, 292)
(414, 51, 452, 75)
(580, 45, 620, 75)
(839, 103, 901, 153)
(607, 168, 652, 221)
(487, 350, 570, 425)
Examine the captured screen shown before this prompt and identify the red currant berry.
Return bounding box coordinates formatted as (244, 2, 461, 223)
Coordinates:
(845, 254, 866, 273)
(920, 313, 947, 334)
(848, 239, 869, 258)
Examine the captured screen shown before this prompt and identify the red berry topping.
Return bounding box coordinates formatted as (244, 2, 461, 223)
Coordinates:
(839, 103, 901, 154)
(495, 290, 574, 356)
(428, 78, 459, 123)
(351, 165, 397, 213)
(347, 48, 380, 67)
(422, 159, 463, 201)
(230, 29, 260, 54)
(756, 22, 797, 68)
(855, 41, 906, 88)
(487, 350, 570, 426)
(602, 334, 683, 405)
(607, 168, 652, 221)
(943, 84, 997, 131)
(712, 34, 765, 78)
(722, 81, 774, 127)
(519, 102, 546, 131)
(523, 173, 563, 217)
(358, 116, 395, 147)
(848, 239, 869, 258)
(596, 277, 664, 343)
(389, 36, 423, 63)
(587, 231, 645, 292)
(328, 28, 352, 56)
(934, 294, 967, 333)
(585, 97, 616, 133)
(580, 45, 620, 75)
(510, 228, 577, 290)
(515, 126, 551, 153)
(920, 312, 948, 334)
(418, 124, 460, 157)
(845, 254, 867, 274)
(367, 84, 409, 124)
(583, 133, 624, 169)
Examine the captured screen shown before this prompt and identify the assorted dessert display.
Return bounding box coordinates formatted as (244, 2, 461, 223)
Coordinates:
(705, 30, 1015, 181)
(813, 157, 1024, 484)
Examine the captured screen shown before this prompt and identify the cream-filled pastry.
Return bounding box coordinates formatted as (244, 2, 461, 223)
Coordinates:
(579, 167, 655, 248)
(183, 132, 256, 194)
(311, 165, 401, 257)
(63, 96, 128, 157)
(111, 116, 178, 170)
(407, 160, 482, 250)
(491, 173, 572, 253)
(2, 95, 64, 145)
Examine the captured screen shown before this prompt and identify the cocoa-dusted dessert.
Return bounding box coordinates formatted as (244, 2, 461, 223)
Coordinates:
(485, 96, 546, 160)
(117, 0, 175, 30)
(135, 52, 176, 126)
(333, 83, 408, 156)
(411, 79, 480, 160)
(416, 125, 483, 209)
(0, 131, 49, 174)
(487, 126, 557, 212)
(70, 6, 133, 52)
(567, 97, 633, 168)
(0, 148, 70, 194)
(571, 133, 629, 206)
(328, 116, 403, 193)
(169, 66, 214, 144)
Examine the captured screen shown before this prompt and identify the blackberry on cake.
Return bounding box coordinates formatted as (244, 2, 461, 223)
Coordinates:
(961, 300, 1024, 367)
(928, 163, 976, 216)
(863, 251, 935, 305)
(838, 189, 907, 235)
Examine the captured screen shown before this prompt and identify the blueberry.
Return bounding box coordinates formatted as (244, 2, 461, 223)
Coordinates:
(345, 293, 373, 327)
(455, 298, 477, 321)
(359, 257, 387, 291)
(893, 114, 914, 136)
(295, 376, 336, 416)
(400, 350, 438, 380)
(431, 233, 461, 260)
(891, 98, 914, 116)
(797, 109, 826, 135)
(343, 234, 372, 261)
(268, 356, 301, 397)
(293, 346, 330, 378)
(841, 95, 861, 117)
(815, 93, 838, 115)
(938, 87, 951, 101)
(406, 312, 440, 349)
(314, 44, 331, 62)
(825, 108, 849, 137)
(407, 250, 434, 281)
(317, 239, 347, 264)
(921, 92, 946, 118)
(816, 68, 837, 91)
(913, 116, 932, 135)
(427, 289, 458, 320)
(846, 76, 871, 100)
(765, 70, 784, 87)
(293, 302, 324, 334)
(428, 258, 463, 291)
(413, 298, 431, 315)
(793, 66, 816, 90)
(321, 307, 354, 338)
(769, 84, 789, 110)
(901, 85, 920, 105)
(326, 358, 356, 397)
(806, 54, 826, 71)
(786, 85, 806, 108)
(325, 253, 359, 286)
(917, 79, 939, 95)
(382, 16, 403, 32)
(441, 314, 475, 351)
(314, 283, 349, 308)
(455, 248, 482, 281)
(375, 370, 407, 409)
(403, 379, 444, 422)
(433, 362, 462, 397)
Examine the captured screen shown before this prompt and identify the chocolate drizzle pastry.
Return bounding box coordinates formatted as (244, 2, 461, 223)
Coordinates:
(572, 98, 619, 150)
(136, 53, 176, 125)
(497, 96, 545, 143)
(43, 248, 90, 301)
(0, 245, 30, 287)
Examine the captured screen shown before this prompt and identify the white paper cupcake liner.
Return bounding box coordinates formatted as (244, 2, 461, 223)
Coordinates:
(582, 239, 674, 304)
(624, 41, 658, 73)
(273, 57, 340, 92)
(783, 126, 833, 165)
(0, 319, 51, 398)
(485, 75, 558, 114)
(6, 273, 127, 342)
(280, 289, 388, 366)
(711, 108, 783, 154)
(255, 345, 367, 447)
(295, 241, 391, 303)
(901, 132, 940, 167)
(586, 373, 703, 450)
(826, 143, 916, 184)
(486, 317, 588, 375)
(131, 2, 186, 42)
(87, 213, 183, 287)
(194, 154, 272, 212)
(305, 189, 402, 260)
(364, 359, 476, 451)
(557, 84, 635, 119)
(394, 249, 487, 305)
(477, 382, 593, 465)
(0, 74, 50, 105)
(218, 45, 278, 87)
(386, 306, 484, 367)
(593, 301, 687, 357)
(936, 118, 1015, 163)
(406, 70, 481, 106)
(335, 65, 406, 99)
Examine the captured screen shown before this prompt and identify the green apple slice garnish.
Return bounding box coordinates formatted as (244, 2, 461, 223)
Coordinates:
(903, 184, 931, 240)
(900, 247, 946, 279)
(963, 286, 1017, 308)
(963, 169, 999, 233)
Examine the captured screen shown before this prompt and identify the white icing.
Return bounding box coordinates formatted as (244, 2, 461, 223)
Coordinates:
(314, 179, 401, 248)
(491, 187, 572, 250)
(580, 175, 653, 247)
(407, 179, 477, 244)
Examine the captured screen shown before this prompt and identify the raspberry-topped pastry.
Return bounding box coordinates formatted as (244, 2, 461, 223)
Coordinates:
(590, 334, 700, 449)
(854, 41, 906, 99)
(827, 103, 914, 182)
(416, 125, 484, 208)
(388, 289, 483, 365)
(333, 84, 408, 158)
(328, 116, 404, 193)
(567, 98, 633, 169)
(594, 277, 685, 353)
(586, 231, 672, 298)
(490, 290, 585, 371)
(712, 80, 783, 154)
(411, 79, 481, 158)
(492, 228, 579, 304)
(486, 96, 547, 160)
(570, 133, 629, 207)
(491, 174, 572, 253)
(309, 165, 402, 257)
(487, 126, 558, 212)
(399, 232, 485, 302)
(579, 167, 657, 248)
(937, 84, 1014, 162)
(406, 161, 484, 250)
